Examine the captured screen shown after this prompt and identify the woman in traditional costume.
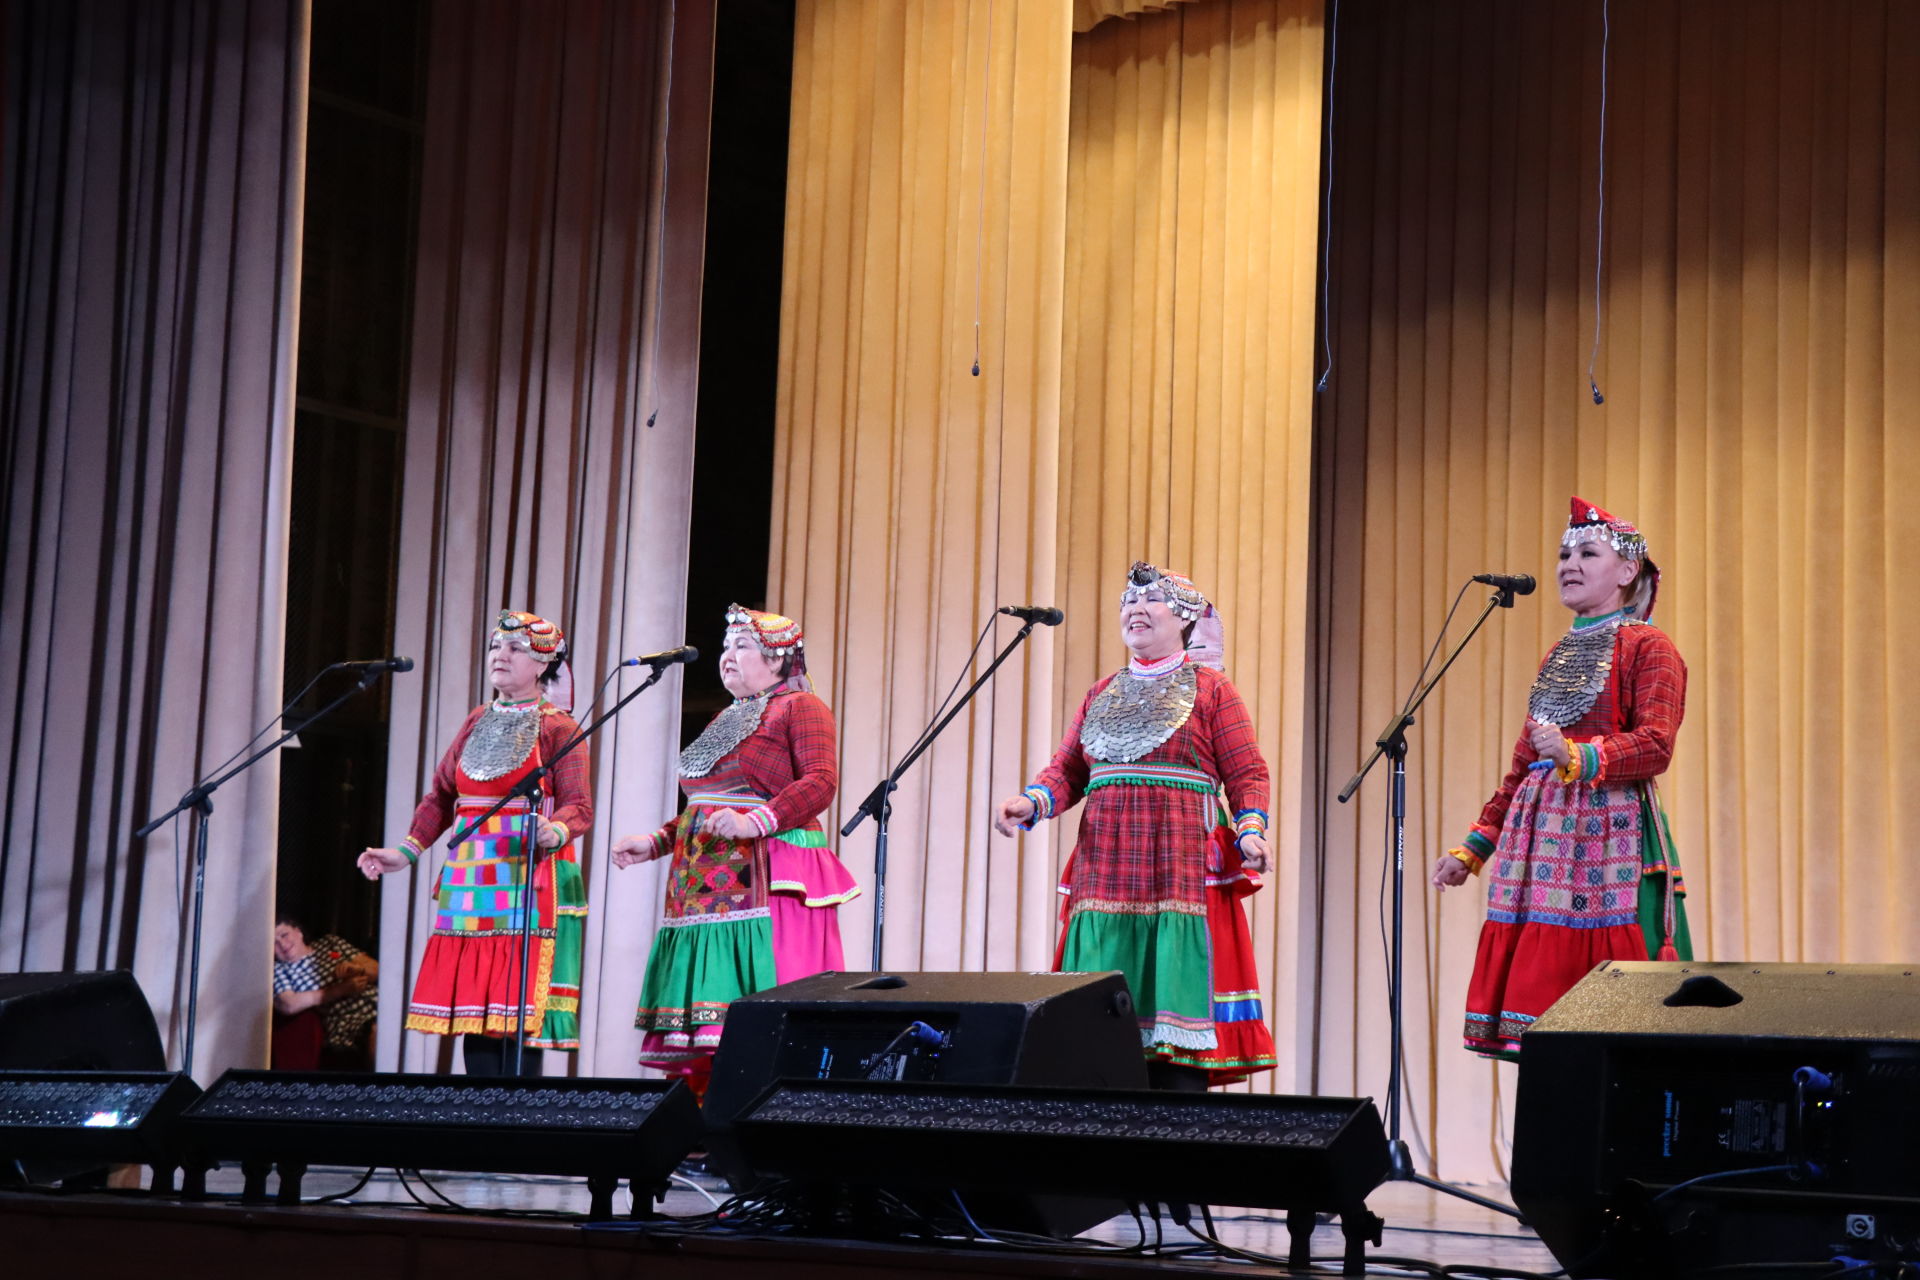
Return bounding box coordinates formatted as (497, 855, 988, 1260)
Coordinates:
(1431, 497, 1691, 1058)
(357, 611, 592, 1073)
(992, 563, 1278, 1090)
(612, 604, 857, 1085)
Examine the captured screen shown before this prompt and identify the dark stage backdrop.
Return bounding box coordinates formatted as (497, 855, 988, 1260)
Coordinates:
(0, 0, 309, 1073)
(373, 0, 716, 1076)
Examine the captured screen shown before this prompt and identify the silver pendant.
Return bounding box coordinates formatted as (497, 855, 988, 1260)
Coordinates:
(679, 692, 772, 778)
(1081, 663, 1199, 763)
(1528, 618, 1640, 726)
(460, 702, 542, 781)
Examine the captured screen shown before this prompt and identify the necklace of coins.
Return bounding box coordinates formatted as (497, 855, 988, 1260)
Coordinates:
(460, 700, 543, 781)
(1528, 617, 1641, 727)
(1081, 661, 1199, 763)
(679, 691, 776, 778)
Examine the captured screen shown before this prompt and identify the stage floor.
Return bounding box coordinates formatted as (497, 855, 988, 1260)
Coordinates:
(2, 1163, 1559, 1277)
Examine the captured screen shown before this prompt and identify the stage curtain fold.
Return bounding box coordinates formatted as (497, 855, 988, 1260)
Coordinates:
(1060, 0, 1324, 1089)
(0, 0, 310, 1073)
(1311, 0, 1920, 1182)
(1073, 0, 1198, 35)
(376, 0, 714, 1076)
(769, 0, 1074, 974)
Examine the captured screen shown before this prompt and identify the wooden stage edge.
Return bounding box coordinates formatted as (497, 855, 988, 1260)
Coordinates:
(0, 1169, 1560, 1278)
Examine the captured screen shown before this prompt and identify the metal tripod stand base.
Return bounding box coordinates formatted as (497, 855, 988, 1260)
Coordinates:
(1385, 1139, 1525, 1220)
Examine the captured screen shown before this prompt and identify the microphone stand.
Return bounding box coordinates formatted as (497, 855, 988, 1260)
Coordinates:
(843, 619, 1044, 968)
(1337, 583, 1524, 1219)
(448, 662, 672, 1076)
(134, 664, 399, 1077)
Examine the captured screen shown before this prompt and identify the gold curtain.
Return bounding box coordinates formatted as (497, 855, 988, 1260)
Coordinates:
(378, 0, 715, 1075)
(1311, 0, 1920, 1181)
(770, 0, 1073, 972)
(1060, 0, 1325, 1088)
(773, 0, 1325, 1037)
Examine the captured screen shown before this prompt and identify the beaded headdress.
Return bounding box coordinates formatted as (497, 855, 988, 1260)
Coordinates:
(491, 610, 572, 710)
(725, 603, 809, 690)
(1121, 562, 1227, 670)
(1121, 562, 1208, 622)
(1562, 496, 1661, 619)
(1562, 496, 1647, 560)
(494, 610, 567, 657)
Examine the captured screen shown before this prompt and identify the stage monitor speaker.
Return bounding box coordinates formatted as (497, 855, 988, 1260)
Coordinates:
(0, 971, 166, 1072)
(1512, 961, 1920, 1278)
(733, 1078, 1389, 1272)
(0, 1071, 201, 1190)
(703, 969, 1148, 1235)
(179, 1070, 702, 1219)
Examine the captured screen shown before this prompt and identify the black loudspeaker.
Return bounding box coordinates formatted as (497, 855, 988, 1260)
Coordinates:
(734, 1079, 1389, 1271)
(1512, 961, 1920, 1278)
(0, 971, 169, 1186)
(179, 1071, 703, 1219)
(704, 970, 1148, 1234)
(0, 1071, 202, 1189)
(0, 971, 166, 1071)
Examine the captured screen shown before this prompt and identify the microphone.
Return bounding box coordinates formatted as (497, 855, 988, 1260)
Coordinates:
(625, 645, 700, 668)
(998, 605, 1065, 627)
(337, 656, 415, 673)
(1471, 573, 1536, 596)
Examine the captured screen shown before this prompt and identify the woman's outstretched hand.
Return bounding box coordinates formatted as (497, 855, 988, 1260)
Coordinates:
(356, 847, 409, 879)
(611, 835, 661, 868)
(992, 795, 1036, 837)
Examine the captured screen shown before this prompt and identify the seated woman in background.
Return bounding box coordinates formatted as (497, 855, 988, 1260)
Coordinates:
(270, 913, 378, 1071)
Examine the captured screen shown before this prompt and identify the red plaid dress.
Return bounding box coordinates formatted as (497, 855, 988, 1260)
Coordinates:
(402, 702, 593, 1046)
(1459, 617, 1691, 1057)
(1028, 661, 1278, 1083)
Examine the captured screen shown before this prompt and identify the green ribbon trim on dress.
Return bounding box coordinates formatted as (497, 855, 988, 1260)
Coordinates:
(1635, 787, 1694, 961)
(1085, 774, 1217, 796)
(1086, 760, 1218, 799)
(770, 828, 826, 847)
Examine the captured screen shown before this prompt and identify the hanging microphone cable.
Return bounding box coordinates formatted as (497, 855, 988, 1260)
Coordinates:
(1315, 0, 1342, 393)
(1586, 0, 1612, 405)
(970, 0, 997, 377)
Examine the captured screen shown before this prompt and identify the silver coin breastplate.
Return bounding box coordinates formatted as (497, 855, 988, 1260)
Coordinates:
(460, 701, 543, 781)
(1528, 618, 1638, 726)
(679, 692, 773, 779)
(1081, 662, 1199, 764)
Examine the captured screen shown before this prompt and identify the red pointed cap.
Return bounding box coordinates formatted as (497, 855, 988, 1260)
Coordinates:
(1568, 496, 1621, 528)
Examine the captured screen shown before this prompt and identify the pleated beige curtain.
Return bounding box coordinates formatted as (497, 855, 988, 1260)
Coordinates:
(0, 0, 309, 1073)
(377, 0, 715, 1076)
(1311, 0, 1920, 1181)
(1059, 0, 1324, 1088)
(770, 0, 1074, 972)
(771, 0, 1325, 1023)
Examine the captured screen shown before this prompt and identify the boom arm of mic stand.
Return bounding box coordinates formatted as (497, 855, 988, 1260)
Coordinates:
(1336, 586, 1515, 805)
(134, 666, 390, 838)
(841, 620, 1041, 839)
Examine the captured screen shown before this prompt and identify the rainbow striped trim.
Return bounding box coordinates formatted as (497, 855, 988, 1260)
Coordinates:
(1021, 785, 1054, 827)
(686, 790, 769, 807)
